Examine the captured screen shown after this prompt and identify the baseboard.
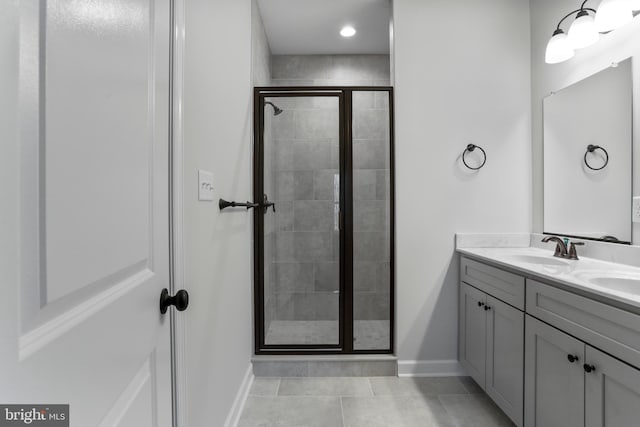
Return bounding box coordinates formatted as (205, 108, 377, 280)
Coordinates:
(397, 359, 466, 377)
(224, 364, 254, 427)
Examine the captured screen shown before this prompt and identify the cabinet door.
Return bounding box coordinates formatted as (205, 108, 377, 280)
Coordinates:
(585, 345, 640, 427)
(459, 283, 487, 388)
(486, 296, 524, 426)
(525, 316, 584, 427)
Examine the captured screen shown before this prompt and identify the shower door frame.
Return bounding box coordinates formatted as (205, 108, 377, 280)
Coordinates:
(253, 86, 395, 355)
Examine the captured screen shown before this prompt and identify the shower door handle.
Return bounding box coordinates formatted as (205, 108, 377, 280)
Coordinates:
(262, 194, 275, 213)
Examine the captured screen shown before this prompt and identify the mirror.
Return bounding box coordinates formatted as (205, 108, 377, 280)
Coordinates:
(543, 59, 633, 244)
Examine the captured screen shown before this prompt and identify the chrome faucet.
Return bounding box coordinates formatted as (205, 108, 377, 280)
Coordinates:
(541, 236, 584, 260)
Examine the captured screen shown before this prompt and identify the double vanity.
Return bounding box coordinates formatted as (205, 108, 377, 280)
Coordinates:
(457, 236, 640, 427)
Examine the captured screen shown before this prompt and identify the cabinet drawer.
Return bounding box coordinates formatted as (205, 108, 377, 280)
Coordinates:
(461, 257, 525, 310)
(526, 279, 640, 369)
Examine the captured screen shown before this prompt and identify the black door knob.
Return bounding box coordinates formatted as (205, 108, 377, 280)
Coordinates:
(583, 364, 596, 373)
(477, 301, 485, 307)
(567, 354, 579, 363)
(160, 288, 189, 314)
(484, 305, 491, 311)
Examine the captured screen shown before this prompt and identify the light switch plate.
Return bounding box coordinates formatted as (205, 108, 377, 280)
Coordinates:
(198, 170, 214, 201)
(633, 197, 640, 223)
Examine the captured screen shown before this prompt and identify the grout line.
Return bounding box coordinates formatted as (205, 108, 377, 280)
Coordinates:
(339, 396, 347, 427)
(367, 377, 375, 397)
(275, 378, 282, 396)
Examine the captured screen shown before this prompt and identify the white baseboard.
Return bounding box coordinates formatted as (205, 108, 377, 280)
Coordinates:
(224, 364, 254, 427)
(397, 360, 466, 377)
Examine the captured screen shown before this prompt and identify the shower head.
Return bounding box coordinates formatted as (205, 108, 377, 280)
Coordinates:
(265, 101, 283, 116)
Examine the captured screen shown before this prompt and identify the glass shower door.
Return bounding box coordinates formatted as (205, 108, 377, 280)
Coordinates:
(258, 93, 343, 348)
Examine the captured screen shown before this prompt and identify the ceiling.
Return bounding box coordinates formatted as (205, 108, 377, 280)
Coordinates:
(256, 0, 391, 55)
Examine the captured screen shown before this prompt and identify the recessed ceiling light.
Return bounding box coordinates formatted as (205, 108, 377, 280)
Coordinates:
(340, 26, 356, 37)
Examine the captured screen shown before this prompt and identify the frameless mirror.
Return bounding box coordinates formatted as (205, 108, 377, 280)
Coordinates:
(543, 59, 632, 244)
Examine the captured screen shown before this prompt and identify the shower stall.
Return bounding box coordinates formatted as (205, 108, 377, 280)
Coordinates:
(254, 87, 394, 354)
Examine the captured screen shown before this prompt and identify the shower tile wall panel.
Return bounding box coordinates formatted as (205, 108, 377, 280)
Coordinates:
(353, 89, 391, 329)
(271, 55, 390, 86)
(268, 54, 390, 328)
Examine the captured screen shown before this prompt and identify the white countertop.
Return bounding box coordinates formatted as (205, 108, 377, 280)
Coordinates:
(457, 246, 640, 310)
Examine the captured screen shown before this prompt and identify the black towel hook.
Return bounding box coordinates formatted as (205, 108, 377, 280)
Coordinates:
(462, 144, 487, 170)
(584, 144, 608, 171)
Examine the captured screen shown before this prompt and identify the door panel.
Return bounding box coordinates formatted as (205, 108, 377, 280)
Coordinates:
(585, 345, 640, 427)
(261, 95, 342, 347)
(486, 296, 524, 426)
(2, 1, 173, 425)
(459, 283, 487, 388)
(525, 316, 584, 427)
(352, 90, 392, 351)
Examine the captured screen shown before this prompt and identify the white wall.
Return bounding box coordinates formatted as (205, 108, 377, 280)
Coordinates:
(531, 0, 640, 243)
(392, 0, 531, 371)
(183, 0, 254, 425)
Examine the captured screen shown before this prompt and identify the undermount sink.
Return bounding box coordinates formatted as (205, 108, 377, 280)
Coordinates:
(505, 254, 570, 267)
(574, 271, 640, 294)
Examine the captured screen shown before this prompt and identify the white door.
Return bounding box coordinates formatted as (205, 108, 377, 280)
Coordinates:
(1, 0, 174, 426)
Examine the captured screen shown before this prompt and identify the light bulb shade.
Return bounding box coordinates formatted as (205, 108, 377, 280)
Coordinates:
(568, 11, 600, 49)
(545, 30, 575, 64)
(595, 0, 633, 32)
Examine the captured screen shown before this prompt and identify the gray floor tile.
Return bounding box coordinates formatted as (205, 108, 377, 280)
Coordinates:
(438, 394, 515, 427)
(278, 377, 372, 396)
(250, 378, 280, 396)
(341, 395, 456, 427)
(369, 376, 469, 397)
(238, 396, 343, 427)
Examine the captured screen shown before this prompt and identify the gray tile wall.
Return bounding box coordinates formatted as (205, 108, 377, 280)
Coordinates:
(271, 55, 390, 87)
(268, 95, 340, 333)
(265, 55, 391, 347)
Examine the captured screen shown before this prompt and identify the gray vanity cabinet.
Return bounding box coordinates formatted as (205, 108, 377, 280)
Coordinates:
(526, 315, 640, 427)
(459, 258, 524, 426)
(459, 282, 487, 388)
(461, 255, 640, 427)
(585, 346, 640, 427)
(524, 316, 585, 427)
(486, 295, 524, 425)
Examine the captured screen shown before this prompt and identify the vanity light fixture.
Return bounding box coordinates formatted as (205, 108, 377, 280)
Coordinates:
(545, 0, 635, 64)
(545, 30, 575, 64)
(340, 25, 356, 37)
(568, 9, 600, 48)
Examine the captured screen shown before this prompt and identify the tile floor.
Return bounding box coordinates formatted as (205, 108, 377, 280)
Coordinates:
(238, 376, 515, 427)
